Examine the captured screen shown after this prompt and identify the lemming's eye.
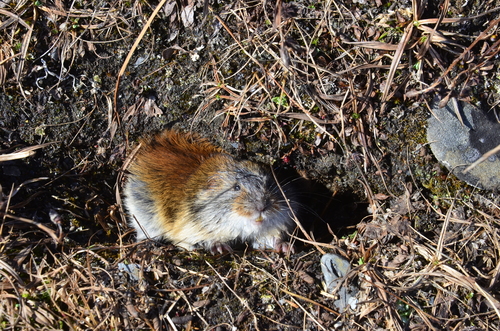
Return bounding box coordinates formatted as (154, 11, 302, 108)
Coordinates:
(233, 184, 241, 191)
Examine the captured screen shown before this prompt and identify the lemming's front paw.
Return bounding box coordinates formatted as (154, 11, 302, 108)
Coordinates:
(253, 237, 294, 253)
(274, 240, 294, 253)
(209, 242, 233, 255)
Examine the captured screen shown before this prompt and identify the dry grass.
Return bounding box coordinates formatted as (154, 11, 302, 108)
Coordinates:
(1, 0, 500, 329)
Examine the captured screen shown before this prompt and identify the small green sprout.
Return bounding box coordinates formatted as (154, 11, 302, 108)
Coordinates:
(272, 95, 288, 107)
(357, 257, 365, 265)
(413, 60, 421, 71)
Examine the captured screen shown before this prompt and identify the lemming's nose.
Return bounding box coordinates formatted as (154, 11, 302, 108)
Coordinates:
(256, 197, 272, 212)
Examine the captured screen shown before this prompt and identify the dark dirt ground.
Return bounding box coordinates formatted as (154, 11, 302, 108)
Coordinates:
(1, 0, 500, 330)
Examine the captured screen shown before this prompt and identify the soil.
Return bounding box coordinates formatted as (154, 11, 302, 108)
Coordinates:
(1, 0, 500, 330)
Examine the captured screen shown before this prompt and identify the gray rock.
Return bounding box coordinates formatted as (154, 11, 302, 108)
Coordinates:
(320, 253, 358, 312)
(427, 99, 500, 190)
(118, 262, 141, 281)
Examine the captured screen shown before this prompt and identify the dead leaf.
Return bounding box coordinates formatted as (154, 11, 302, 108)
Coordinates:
(163, 1, 176, 16)
(374, 193, 390, 200)
(143, 97, 163, 117)
(181, 3, 194, 28)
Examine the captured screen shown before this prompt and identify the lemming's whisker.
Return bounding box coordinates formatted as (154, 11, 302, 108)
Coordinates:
(269, 181, 298, 196)
(278, 198, 315, 214)
(270, 175, 304, 188)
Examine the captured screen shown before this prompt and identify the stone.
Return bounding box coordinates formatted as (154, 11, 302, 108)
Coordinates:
(427, 99, 500, 190)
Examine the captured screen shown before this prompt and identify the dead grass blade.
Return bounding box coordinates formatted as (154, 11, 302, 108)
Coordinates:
(342, 40, 402, 51)
(0, 142, 56, 162)
(15, 9, 34, 85)
(0, 8, 31, 29)
(282, 288, 339, 316)
(0, 257, 25, 287)
(380, 23, 413, 106)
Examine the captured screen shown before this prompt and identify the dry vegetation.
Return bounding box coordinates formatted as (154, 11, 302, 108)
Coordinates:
(1, 0, 500, 330)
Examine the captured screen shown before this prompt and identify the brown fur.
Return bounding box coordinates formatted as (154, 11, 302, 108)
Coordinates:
(128, 130, 224, 222)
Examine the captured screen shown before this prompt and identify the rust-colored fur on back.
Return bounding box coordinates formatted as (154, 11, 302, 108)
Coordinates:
(128, 131, 224, 221)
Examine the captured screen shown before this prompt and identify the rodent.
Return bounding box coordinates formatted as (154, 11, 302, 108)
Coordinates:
(123, 129, 297, 253)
